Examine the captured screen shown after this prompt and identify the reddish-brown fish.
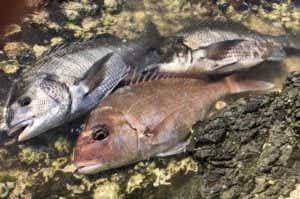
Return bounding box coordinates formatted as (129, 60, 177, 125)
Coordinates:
(74, 75, 273, 174)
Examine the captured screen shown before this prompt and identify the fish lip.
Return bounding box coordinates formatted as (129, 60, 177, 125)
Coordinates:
(75, 163, 104, 174)
(8, 119, 33, 137)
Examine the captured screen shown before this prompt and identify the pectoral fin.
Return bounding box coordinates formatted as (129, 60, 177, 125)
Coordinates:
(156, 140, 190, 157)
(74, 52, 113, 95)
(144, 111, 191, 157)
(205, 39, 245, 60)
(191, 58, 239, 73)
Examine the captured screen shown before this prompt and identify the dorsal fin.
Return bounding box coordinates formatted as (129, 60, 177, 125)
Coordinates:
(129, 65, 171, 85)
(123, 65, 193, 86)
(35, 33, 121, 66)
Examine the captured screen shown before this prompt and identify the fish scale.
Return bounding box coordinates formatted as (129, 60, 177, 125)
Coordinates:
(6, 24, 163, 141)
(74, 74, 274, 174)
(143, 20, 296, 76)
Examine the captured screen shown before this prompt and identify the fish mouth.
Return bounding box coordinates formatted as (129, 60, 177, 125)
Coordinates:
(75, 162, 104, 174)
(8, 119, 33, 139)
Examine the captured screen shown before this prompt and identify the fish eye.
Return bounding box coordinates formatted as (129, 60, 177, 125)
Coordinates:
(17, 96, 31, 107)
(92, 125, 109, 141)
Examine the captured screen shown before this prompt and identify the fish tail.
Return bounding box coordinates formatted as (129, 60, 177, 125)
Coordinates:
(224, 74, 274, 94)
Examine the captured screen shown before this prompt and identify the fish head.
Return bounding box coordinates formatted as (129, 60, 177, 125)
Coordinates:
(7, 76, 71, 141)
(74, 107, 138, 174)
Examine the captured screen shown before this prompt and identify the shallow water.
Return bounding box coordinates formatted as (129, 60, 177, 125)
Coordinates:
(0, 0, 300, 198)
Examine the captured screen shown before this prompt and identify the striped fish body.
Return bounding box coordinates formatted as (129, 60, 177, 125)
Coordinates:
(6, 32, 162, 141)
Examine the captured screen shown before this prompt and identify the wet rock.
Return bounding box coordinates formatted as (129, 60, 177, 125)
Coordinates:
(187, 71, 300, 199)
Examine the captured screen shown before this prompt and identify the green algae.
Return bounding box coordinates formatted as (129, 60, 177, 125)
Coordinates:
(0, 60, 19, 74)
(51, 157, 69, 169)
(18, 147, 50, 165)
(93, 181, 121, 199)
(54, 137, 71, 155)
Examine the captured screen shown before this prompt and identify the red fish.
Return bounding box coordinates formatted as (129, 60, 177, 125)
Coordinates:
(74, 74, 273, 174)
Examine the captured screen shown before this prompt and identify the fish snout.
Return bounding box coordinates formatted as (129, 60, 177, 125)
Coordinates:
(6, 104, 34, 137)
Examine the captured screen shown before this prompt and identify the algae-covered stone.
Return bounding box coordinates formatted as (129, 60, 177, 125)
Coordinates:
(215, 101, 227, 110)
(65, 23, 84, 38)
(3, 42, 31, 59)
(25, 10, 49, 25)
(257, 2, 300, 32)
(52, 157, 69, 169)
(93, 182, 120, 199)
(18, 147, 50, 165)
(0, 61, 19, 74)
(0, 149, 8, 164)
(0, 183, 9, 198)
(148, 157, 198, 187)
(7, 171, 32, 199)
(126, 173, 145, 193)
(3, 24, 22, 38)
(81, 17, 100, 32)
(61, 1, 99, 21)
(104, 0, 123, 13)
(288, 184, 300, 199)
(32, 44, 48, 58)
(50, 37, 65, 47)
(54, 137, 71, 155)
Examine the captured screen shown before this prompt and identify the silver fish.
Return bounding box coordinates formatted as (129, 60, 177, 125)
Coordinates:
(4, 25, 162, 141)
(142, 21, 299, 75)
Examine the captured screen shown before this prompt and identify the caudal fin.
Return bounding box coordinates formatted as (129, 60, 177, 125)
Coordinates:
(224, 74, 274, 94)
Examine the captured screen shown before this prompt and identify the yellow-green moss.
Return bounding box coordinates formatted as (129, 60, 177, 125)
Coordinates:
(32, 44, 48, 58)
(0, 61, 19, 74)
(147, 157, 198, 187)
(50, 37, 65, 47)
(126, 173, 145, 193)
(51, 157, 69, 169)
(3, 42, 31, 59)
(54, 137, 71, 154)
(18, 147, 50, 165)
(3, 24, 21, 38)
(93, 181, 121, 199)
